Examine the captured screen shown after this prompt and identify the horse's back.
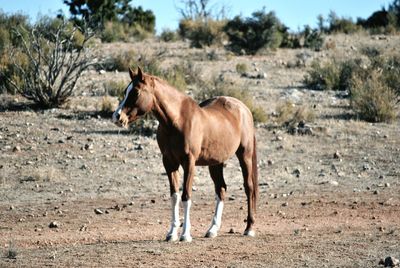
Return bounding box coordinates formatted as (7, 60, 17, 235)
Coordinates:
(199, 96, 254, 129)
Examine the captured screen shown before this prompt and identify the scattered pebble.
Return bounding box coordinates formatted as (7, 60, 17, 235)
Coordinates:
(94, 208, 104, 215)
(49, 221, 60, 228)
(228, 228, 235, 234)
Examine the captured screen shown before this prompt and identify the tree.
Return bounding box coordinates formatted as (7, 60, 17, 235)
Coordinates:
(63, 0, 155, 33)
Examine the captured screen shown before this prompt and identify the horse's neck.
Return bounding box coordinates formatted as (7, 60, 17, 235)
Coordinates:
(152, 79, 194, 128)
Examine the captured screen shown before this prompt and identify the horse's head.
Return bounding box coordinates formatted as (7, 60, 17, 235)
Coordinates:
(112, 67, 154, 128)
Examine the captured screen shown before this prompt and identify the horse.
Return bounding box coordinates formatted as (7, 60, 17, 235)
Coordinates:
(112, 67, 258, 242)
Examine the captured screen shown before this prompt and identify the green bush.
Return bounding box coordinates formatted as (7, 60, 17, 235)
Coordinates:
(303, 60, 341, 91)
(236, 63, 248, 76)
(178, 18, 226, 48)
(350, 71, 397, 122)
(224, 9, 288, 54)
(303, 26, 324, 51)
(327, 11, 361, 34)
(160, 28, 178, 42)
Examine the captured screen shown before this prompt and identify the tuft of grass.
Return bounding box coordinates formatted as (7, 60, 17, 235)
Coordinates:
(6, 241, 17, 259)
(99, 96, 116, 115)
(350, 71, 397, 123)
(104, 80, 127, 99)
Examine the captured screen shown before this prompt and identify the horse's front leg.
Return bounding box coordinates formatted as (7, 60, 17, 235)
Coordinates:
(163, 156, 180, 242)
(180, 154, 196, 242)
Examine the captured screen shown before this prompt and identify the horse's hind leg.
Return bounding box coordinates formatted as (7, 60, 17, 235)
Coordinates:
(206, 163, 226, 238)
(236, 144, 257, 237)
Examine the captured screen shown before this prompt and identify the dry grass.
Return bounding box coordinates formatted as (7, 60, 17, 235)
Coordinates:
(350, 71, 397, 123)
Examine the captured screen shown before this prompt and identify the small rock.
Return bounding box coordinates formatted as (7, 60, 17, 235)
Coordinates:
(84, 144, 93, 150)
(363, 163, 371, 171)
(99, 69, 106, 75)
(282, 202, 289, 207)
(94, 208, 104, 215)
(329, 180, 339, 186)
(49, 221, 60, 228)
(228, 196, 236, 201)
(293, 169, 301, 178)
(383, 256, 400, 267)
(373, 190, 379, 195)
(13, 146, 21, 152)
(267, 159, 273, 166)
(228, 228, 235, 234)
(385, 183, 390, 188)
(333, 151, 341, 159)
(151, 199, 156, 204)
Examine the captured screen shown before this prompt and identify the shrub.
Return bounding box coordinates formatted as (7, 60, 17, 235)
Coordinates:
(101, 21, 152, 43)
(101, 21, 128, 42)
(275, 101, 315, 127)
(113, 50, 137, 72)
(178, 18, 226, 48)
(224, 9, 288, 54)
(194, 76, 267, 123)
(303, 60, 341, 91)
(162, 64, 187, 92)
(303, 26, 324, 51)
(236, 63, 248, 76)
(104, 80, 127, 99)
(350, 71, 397, 122)
(160, 28, 178, 42)
(327, 11, 361, 34)
(98, 96, 116, 115)
(0, 19, 96, 108)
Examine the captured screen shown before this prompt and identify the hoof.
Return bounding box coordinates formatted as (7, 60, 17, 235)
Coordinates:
(165, 233, 178, 242)
(166, 234, 178, 242)
(243, 229, 256, 237)
(205, 231, 217, 238)
(179, 235, 193, 242)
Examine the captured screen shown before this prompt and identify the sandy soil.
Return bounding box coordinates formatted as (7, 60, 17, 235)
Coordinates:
(0, 33, 399, 267)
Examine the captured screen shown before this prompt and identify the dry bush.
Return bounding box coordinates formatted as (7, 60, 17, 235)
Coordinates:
(179, 18, 227, 48)
(0, 20, 96, 108)
(275, 101, 315, 127)
(113, 50, 137, 72)
(104, 80, 126, 99)
(98, 96, 117, 115)
(101, 21, 152, 43)
(350, 71, 397, 123)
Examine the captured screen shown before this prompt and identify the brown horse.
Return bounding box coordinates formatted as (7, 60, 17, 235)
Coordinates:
(112, 67, 258, 242)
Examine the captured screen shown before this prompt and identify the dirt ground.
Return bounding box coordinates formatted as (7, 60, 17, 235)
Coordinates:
(0, 33, 399, 267)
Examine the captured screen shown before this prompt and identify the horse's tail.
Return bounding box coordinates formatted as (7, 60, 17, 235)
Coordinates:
(252, 135, 259, 212)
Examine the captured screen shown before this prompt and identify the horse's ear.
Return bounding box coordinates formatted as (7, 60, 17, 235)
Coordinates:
(129, 67, 135, 81)
(137, 66, 144, 81)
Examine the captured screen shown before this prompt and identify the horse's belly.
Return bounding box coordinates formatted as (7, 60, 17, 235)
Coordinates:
(195, 143, 238, 166)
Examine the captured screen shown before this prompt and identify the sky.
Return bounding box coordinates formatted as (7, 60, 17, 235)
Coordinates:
(0, 0, 393, 33)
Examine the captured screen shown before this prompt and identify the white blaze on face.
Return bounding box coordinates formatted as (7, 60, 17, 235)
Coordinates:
(112, 82, 133, 123)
